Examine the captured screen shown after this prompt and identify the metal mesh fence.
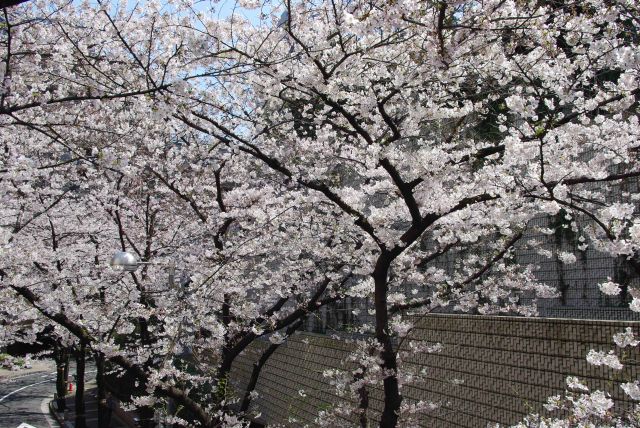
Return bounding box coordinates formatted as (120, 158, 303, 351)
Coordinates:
(305, 176, 640, 334)
(237, 315, 640, 428)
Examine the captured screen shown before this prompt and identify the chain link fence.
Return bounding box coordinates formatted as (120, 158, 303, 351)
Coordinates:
(305, 175, 640, 334)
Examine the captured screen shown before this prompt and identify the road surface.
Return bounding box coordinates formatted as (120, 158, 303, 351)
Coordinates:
(0, 364, 59, 428)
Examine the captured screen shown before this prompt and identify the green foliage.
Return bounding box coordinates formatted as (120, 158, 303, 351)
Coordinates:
(214, 375, 229, 402)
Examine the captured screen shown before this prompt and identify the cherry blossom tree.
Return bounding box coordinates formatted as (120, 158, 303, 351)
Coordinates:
(1, 0, 639, 427)
(514, 314, 640, 427)
(173, 0, 640, 425)
(1, 3, 361, 427)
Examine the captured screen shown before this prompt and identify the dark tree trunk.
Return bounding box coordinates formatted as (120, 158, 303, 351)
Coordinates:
(215, 351, 233, 405)
(239, 347, 274, 414)
(217, 293, 233, 406)
(54, 346, 68, 411)
(63, 356, 70, 390)
(0, 0, 29, 8)
(139, 317, 151, 344)
(354, 346, 375, 428)
(374, 253, 401, 428)
(75, 342, 87, 428)
(239, 319, 305, 414)
(96, 354, 107, 428)
(356, 369, 370, 428)
(139, 407, 156, 428)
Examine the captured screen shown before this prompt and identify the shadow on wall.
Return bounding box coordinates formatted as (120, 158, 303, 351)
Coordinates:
(230, 314, 640, 428)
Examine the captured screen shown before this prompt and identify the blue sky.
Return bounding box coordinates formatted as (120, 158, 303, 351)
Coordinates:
(212, 0, 275, 26)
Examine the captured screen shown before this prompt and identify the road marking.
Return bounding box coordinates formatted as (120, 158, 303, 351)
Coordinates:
(1, 367, 95, 385)
(0, 378, 56, 403)
(1, 367, 99, 428)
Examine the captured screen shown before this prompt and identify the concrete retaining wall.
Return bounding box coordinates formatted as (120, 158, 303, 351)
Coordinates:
(229, 314, 640, 427)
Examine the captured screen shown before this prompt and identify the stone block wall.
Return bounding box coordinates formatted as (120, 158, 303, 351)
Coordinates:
(229, 314, 640, 427)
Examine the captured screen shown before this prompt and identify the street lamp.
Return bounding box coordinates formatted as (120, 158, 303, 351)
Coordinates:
(110, 251, 184, 426)
(110, 251, 175, 288)
(109, 251, 139, 272)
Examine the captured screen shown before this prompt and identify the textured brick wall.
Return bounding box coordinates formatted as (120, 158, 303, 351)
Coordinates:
(229, 314, 640, 427)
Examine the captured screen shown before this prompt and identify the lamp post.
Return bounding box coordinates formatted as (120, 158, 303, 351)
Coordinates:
(110, 251, 175, 288)
(109, 250, 182, 427)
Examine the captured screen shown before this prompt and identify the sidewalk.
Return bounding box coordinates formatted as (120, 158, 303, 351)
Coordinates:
(49, 385, 140, 428)
(0, 359, 54, 382)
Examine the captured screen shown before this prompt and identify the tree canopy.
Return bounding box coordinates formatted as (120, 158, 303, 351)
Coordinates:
(1, 0, 639, 426)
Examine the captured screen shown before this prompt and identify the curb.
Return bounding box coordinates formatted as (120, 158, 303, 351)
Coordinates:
(48, 400, 72, 428)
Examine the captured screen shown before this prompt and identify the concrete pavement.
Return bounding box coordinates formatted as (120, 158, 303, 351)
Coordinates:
(48, 382, 139, 428)
(0, 358, 138, 428)
(0, 361, 58, 428)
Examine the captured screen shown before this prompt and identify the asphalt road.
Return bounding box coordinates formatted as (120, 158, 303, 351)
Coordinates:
(0, 366, 59, 428)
